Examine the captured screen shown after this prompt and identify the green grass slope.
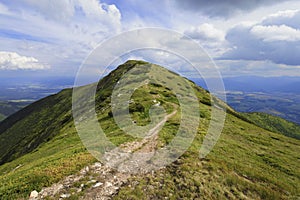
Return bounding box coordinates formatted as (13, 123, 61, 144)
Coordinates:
(0, 60, 299, 199)
(0, 113, 5, 122)
(0, 89, 73, 164)
(0, 101, 30, 122)
(243, 112, 300, 140)
(116, 115, 300, 199)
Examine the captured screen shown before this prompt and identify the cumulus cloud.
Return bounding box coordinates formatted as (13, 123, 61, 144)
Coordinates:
(0, 51, 48, 70)
(222, 10, 300, 66)
(250, 25, 300, 42)
(183, 23, 228, 57)
(173, 0, 291, 18)
(185, 23, 225, 42)
(261, 9, 300, 28)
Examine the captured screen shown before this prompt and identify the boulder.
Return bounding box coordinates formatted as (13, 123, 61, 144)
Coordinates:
(29, 190, 38, 199)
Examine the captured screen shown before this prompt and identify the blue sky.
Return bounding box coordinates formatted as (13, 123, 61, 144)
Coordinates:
(0, 0, 300, 78)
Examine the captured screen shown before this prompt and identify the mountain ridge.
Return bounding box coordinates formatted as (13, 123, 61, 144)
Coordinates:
(0, 60, 299, 199)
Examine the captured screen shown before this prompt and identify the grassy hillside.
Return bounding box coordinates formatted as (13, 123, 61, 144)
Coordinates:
(0, 89, 73, 165)
(0, 113, 5, 121)
(0, 60, 299, 199)
(116, 114, 300, 199)
(243, 112, 300, 140)
(0, 100, 30, 122)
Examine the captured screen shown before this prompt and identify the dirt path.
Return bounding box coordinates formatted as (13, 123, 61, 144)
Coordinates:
(121, 107, 177, 152)
(102, 107, 177, 173)
(32, 105, 177, 200)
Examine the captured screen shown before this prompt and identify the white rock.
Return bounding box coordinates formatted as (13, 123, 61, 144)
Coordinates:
(86, 179, 97, 185)
(29, 190, 38, 199)
(60, 193, 71, 198)
(93, 182, 103, 188)
(106, 182, 113, 187)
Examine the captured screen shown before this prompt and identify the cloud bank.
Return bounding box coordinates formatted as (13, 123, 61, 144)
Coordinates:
(0, 0, 300, 77)
(0, 0, 121, 72)
(174, 0, 291, 18)
(222, 10, 300, 66)
(0, 51, 48, 70)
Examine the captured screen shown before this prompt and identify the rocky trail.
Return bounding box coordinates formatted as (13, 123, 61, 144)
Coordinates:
(30, 106, 177, 200)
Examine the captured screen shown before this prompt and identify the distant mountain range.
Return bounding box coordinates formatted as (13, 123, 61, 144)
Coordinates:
(192, 76, 300, 94)
(0, 77, 74, 122)
(192, 76, 300, 124)
(1, 72, 299, 125)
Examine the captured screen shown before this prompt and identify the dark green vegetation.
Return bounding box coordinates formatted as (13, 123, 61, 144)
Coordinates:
(243, 112, 300, 140)
(0, 100, 32, 122)
(0, 60, 299, 199)
(0, 90, 73, 165)
(0, 113, 5, 121)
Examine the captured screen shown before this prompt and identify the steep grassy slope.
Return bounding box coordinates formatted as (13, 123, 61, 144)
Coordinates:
(0, 61, 151, 163)
(0, 100, 31, 122)
(0, 89, 73, 164)
(242, 112, 300, 140)
(0, 113, 5, 121)
(0, 122, 95, 199)
(0, 60, 299, 199)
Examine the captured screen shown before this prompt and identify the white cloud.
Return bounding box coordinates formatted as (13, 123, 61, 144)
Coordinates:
(185, 23, 225, 42)
(1, 0, 300, 77)
(0, 3, 9, 15)
(222, 9, 300, 66)
(268, 9, 298, 18)
(0, 51, 48, 70)
(0, 0, 122, 72)
(261, 9, 300, 29)
(13, 0, 121, 27)
(17, 0, 75, 22)
(251, 25, 300, 42)
(183, 23, 228, 58)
